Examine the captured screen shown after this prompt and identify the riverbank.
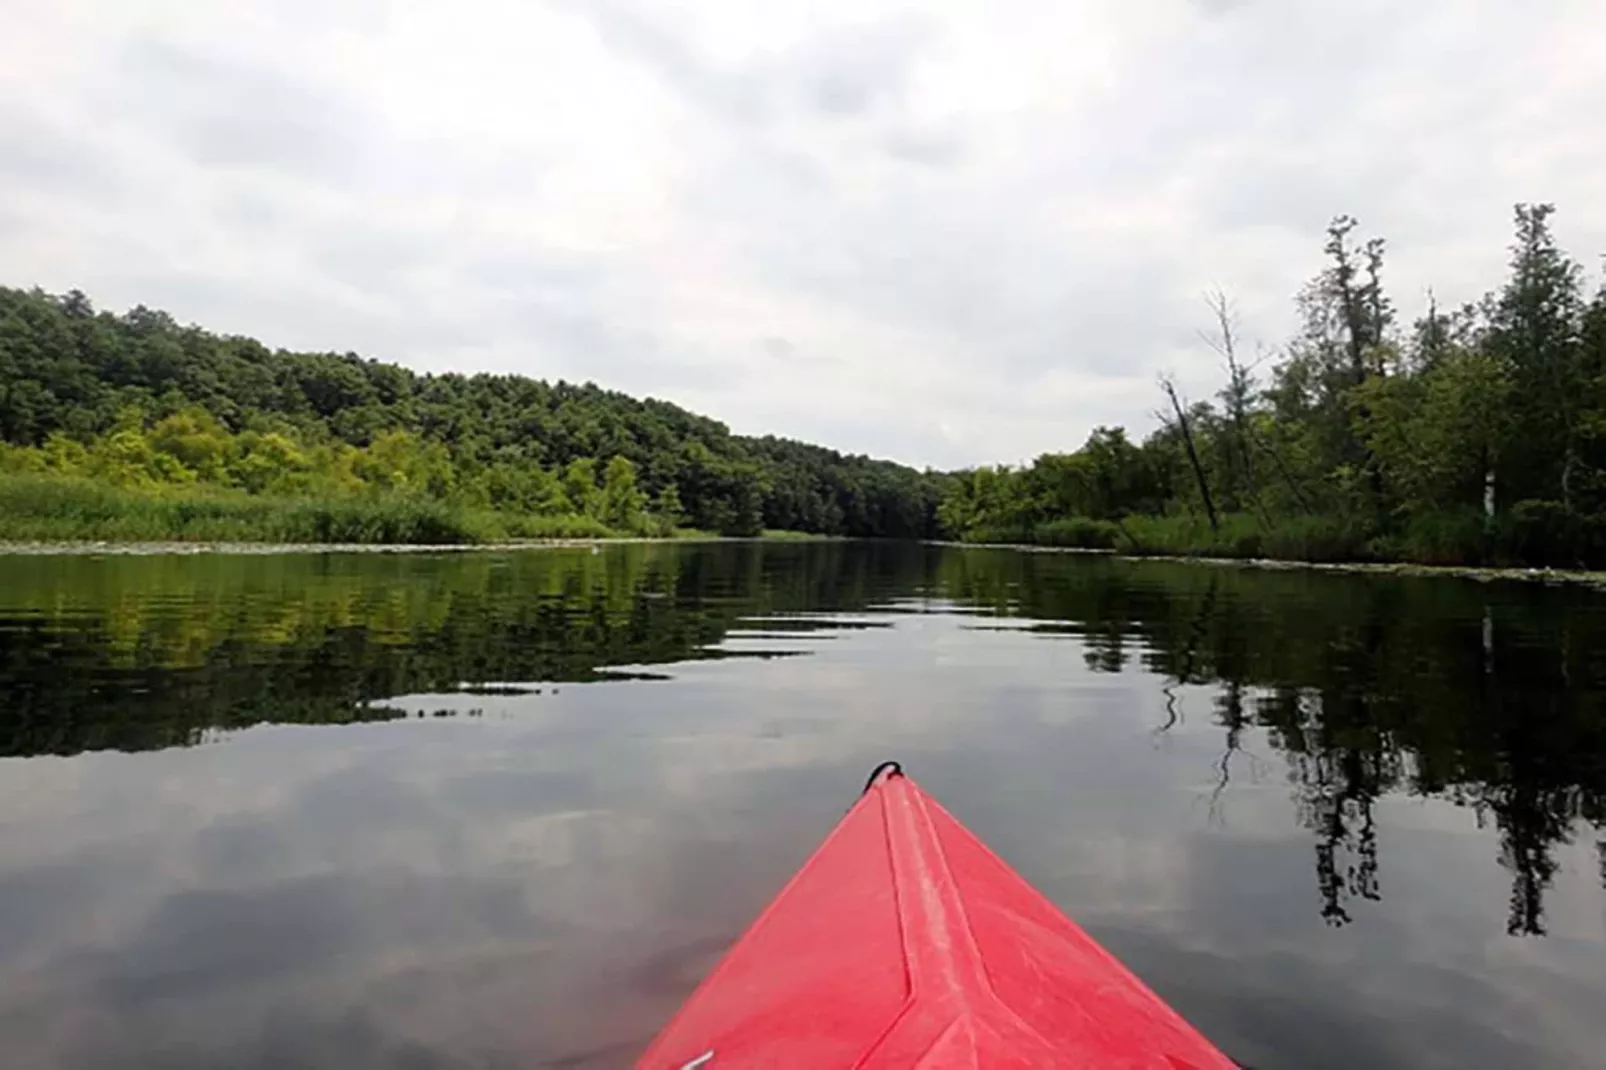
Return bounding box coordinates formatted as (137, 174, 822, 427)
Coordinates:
(1186, 553, 1606, 589)
(0, 538, 713, 556)
(946, 536, 1606, 590)
(0, 473, 672, 546)
(950, 509, 1606, 576)
(12, 535, 1606, 592)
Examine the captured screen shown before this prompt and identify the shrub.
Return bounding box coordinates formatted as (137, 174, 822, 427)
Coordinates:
(1115, 512, 1373, 563)
(1371, 509, 1491, 567)
(1030, 516, 1120, 549)
(0, 473, 628, 545)
(1498, 500, 1606, 568)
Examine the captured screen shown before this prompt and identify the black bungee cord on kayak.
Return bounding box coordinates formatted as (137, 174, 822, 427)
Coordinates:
(643, 755, 1243, 1065)
(861, 760, 904, 795)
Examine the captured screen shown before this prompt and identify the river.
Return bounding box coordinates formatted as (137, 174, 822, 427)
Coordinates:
(0, 541, 1603, 1068)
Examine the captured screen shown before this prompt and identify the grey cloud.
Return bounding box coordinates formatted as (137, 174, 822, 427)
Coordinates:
(215, 186, 291, 231)
(742, 408, 964, 469)
(1199, 147, 1411, 235)
(789, 17, 935, 119)
(0, 105, 126, 199)
(115, 38, 382, 183)
(757, 336, 795, 360)
(569, 0, 938, 129)
(478, 290, 719, 393)
(103, 272, 459, 356)
(61, 207, 717, 398)
(257, 0, 395, 36)
(879, 127, 966, 167)
(310, 226, 445, 288)
(2, 0, 1604, 466)
(0, 204, 26, 248)
(562, 0, 775, 126)
(447, 245, 608, 302)
(812, 68, 878, 117)
(714, 171, 1199, 380)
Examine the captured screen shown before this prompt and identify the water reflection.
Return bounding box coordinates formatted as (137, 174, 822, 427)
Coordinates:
(4, 545, 1605, 938)
(0, 545, 840, 756)
(1, 543, 1605, 1066)
(947, 550, 1606, 936)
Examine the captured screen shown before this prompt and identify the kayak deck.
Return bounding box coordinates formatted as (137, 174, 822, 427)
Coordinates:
(636, 765, 1235, 1068)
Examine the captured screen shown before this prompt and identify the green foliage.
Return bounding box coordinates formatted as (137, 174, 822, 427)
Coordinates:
(12, 203, 1606, 563)
(652, 483, 686, 531)
(0, 285, 942, 542)
(562, 457, 602, 518)
(941, 203, 1606, 570)
(146, 408, 233, 483)
(1487, 205, 1588, 508)
(0, 474, 482, 544)
(1368, 509, 1492, 567)
(1110, 513, 1371, 562)
(1029, 516, 1121, 549)
(1498, 500, 1606, 568)
(599, 455, 648, 531)
(0, 470, 645, 546)
(939, 429, 1175, 547)
(1352, 346, 1513, 517)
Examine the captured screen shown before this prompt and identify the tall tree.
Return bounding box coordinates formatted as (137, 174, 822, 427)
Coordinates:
(1487, 203, 1588, 509)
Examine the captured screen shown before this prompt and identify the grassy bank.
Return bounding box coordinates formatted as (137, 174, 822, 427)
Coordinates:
(960, 509, 1593, 570)
(1113, 514, 1374, 562)
(756, 528, 845, 541)
(0, 474, 632, 545)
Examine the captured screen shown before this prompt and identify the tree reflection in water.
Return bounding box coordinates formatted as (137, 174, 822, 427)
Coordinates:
(3, 542, 1603, 936)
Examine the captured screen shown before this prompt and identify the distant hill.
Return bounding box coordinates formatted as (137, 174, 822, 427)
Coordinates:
(0, 286, 947, 537)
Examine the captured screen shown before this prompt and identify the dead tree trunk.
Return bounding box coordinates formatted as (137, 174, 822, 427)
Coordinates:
(1202, 290, 1266, 523)
(1160, 375, 1219, 533)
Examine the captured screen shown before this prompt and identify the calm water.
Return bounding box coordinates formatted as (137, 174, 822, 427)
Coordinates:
(1, 543, 1604, 1069)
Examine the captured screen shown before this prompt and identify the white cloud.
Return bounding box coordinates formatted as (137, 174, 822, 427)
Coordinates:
(2, 0, 1604, 467)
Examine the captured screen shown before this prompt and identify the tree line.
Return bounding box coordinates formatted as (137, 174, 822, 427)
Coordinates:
(0, 286, 947, 540)
(941, 204, 1606, 568)
(8, 201, 1605, 562)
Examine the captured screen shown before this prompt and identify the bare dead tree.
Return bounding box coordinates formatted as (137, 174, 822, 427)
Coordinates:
(1200, 295, 1317, 516)
(1201, 290, 1267, 524)
(1158, 374, 1219, 532)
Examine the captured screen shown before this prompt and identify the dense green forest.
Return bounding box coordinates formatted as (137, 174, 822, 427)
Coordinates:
(942, 204, 1606, 568)
(6, 201, 1606, 563)
(0, 286, 946, 542)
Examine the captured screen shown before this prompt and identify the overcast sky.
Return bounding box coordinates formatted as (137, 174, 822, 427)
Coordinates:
(3, 1, 1604, 468)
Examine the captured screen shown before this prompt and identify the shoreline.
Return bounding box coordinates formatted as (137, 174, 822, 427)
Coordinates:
(0, 533, 852, 556)
(5, 536, 1605, 590)
(1136, 552, 1606, 589)
(950, 539, 1606, 589)
(0, 536, 718, 556)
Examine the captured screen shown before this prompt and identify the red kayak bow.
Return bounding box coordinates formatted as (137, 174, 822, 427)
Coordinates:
(637, 763, 1236, 1068)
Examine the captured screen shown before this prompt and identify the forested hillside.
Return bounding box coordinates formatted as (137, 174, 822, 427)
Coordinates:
(8, 201, 1605, 564)
(942, 204, 1606, 569)
(0, 286, 946, 542)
